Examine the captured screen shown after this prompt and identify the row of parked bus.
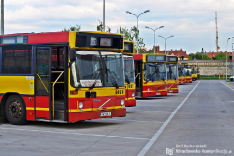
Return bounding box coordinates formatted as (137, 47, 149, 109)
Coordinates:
(0, 31, 194, 125)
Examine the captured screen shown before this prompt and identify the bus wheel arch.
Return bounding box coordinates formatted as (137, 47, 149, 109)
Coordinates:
(3, 93, 27, 125)
(1, 93, 12, 122)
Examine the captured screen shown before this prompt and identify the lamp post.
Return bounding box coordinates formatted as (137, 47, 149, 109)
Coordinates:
(126, 10, 150, 54)
(226, 38, 230, 80)
(145, 26, 164, 53)
(158, 35, 174, 54)
(103, 0, 105, 32)
(1, 0, 4, 35)
(232, 37, 234, 79)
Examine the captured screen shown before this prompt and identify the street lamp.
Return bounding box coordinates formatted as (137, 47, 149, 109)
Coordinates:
(103, 0, 105, 32)
(145, 26, 164, 53)
(1, 0, 4, 35)
(158, 35, 174, 54)
(126, 10, 150, 54)
(226, 38, 230, 80)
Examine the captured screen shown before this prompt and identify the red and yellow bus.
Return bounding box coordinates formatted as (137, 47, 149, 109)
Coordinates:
(123, 41, 136, 107)
(191, 65, 198, 81)
(0, 31, 126, 125)
(178, 63, 187, 84)
(185, 64, 192, 83)
(166, 55, 179, 93)
(134, 54, 167, 98)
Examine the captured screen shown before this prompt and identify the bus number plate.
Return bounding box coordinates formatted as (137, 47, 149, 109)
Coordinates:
(100, 112, 111, 117)
(156, 93, 161, 95)
(169, 91, 173, 92)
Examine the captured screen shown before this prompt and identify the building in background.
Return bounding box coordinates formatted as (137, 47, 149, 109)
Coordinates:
(154, 46, 188, 60)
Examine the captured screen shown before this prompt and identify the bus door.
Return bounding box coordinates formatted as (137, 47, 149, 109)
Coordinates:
(35, 47, 51, 120)
(134, 60, 142, 97)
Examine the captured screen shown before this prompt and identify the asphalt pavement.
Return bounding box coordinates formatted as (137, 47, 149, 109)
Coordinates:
(0, 80, 234, 156)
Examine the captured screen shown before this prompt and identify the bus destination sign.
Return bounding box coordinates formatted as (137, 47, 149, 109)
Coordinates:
(166, 56, 178, 62)
(146, 55, 165, 62)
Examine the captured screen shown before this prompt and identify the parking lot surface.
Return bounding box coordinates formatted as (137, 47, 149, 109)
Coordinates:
(0, 80, 234, 156)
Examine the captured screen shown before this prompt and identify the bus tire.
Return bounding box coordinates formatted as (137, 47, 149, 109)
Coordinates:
(5, 95, 27, 125)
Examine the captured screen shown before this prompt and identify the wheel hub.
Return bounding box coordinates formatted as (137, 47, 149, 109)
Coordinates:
(8, 101, 21, 119)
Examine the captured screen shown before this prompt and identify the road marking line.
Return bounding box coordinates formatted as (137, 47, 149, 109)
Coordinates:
(0, 127, 150, 141)
(99, 118, 164, 123)
(138, 81, 200, 156)
(136, 105, 178, 107)
(220, 81, 234, 91)
(134, 110, 172, 113)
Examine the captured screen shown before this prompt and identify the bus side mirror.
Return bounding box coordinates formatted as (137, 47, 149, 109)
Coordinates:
(70, 49, 76, 62)
(71, 62, 79, 87)
(144, 64, 147, 70)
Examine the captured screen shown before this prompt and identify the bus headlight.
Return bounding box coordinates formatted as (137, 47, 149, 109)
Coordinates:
(121, 99, 125, 106)
(79, 102, 83, 109)
(148, 88, 150, 91)
(132, 92, 135, 97)
(165, 87, 167, 90)
(177, 85, 179, 88)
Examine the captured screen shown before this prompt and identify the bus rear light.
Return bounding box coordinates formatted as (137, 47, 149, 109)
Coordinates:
(70, 91, 78, 95)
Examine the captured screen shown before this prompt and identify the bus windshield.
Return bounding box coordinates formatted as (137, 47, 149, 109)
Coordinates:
(144, 63, 166, 81)
(191, 67, 197, 74)
(71, 51, 124, 88)
(123, 56, 135, 83)
(185, 69, 192, 76)
(167, 64, 178, 80)
(179, 68, 186, 77)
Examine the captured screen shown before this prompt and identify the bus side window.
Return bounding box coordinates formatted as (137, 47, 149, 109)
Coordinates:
(2, 45, 32, 75)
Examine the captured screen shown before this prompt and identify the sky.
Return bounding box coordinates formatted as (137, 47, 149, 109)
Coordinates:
(1, 0, 234, 53)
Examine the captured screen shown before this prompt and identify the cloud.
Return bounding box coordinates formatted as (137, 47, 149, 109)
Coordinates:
(1, 0, 234, 52)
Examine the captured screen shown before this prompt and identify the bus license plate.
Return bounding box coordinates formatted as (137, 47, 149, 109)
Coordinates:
(169, 91, 173, 92)
(100, 112, 111, 117)
(156, 93, 161, 95)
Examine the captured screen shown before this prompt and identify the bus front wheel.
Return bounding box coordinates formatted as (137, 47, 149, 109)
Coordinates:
(5, 95, 27, 125)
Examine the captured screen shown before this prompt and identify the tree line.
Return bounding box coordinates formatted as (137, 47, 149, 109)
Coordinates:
(188, 52, 230, 60)
(62, 24, 231, 58)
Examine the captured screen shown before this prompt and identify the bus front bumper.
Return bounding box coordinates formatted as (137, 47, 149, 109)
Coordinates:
(125, 99, 136, 107)
(69, 108, 126, 123)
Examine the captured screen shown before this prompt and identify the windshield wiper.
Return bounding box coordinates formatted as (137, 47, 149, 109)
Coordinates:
(125, 74, 130, 84)
(101, 54, 119, 89)
(89, 70, 101, 90)
(169, 66, 176, 80)
(152, 67, 165, 81)
(107, 69, 119, 89)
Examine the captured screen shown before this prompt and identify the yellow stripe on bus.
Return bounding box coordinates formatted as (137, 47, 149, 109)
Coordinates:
(26, 107, 49, 111)
(70, 106, 125, 112)
(27, 106, 125, 113)
(125, 98, 135, 100)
